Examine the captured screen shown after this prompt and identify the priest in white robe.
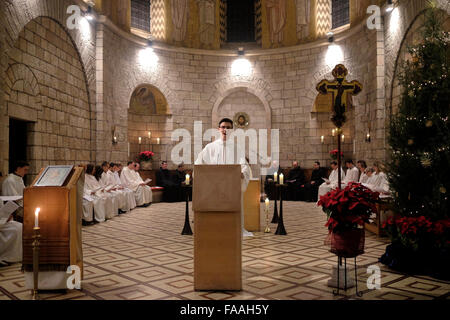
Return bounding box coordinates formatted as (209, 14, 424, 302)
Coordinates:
(343, 160, 360, 185)
(195, 118, 253, 237)
(120, 162, 152, 207)
(112, 163, 137, 210)
(1, 161, 29, 218)
(0, 200, 22, 265)
(318, 161, 346, 199)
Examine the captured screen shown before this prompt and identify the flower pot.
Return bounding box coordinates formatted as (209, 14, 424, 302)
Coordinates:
(140, 160, 153, 170)
(327, 229, 365, 258)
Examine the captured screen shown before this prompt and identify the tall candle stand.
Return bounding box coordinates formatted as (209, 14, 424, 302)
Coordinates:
(264, 205, 271, 233)
(275, 184, 287, 235)
(181, 184, 193, 235)
(271, 181, 279, 223)
(32, 226, 41, 300)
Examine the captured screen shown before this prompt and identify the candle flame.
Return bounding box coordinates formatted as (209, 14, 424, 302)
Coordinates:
(35, 207, 40, 217)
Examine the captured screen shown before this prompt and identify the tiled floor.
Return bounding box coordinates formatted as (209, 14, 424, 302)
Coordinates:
(0, 201, 449, 300)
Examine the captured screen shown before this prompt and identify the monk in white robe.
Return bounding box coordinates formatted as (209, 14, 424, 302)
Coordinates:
(366, 165, 390, 194)
(343, 160, 360, 186)
(112, 164, 137, 210)
(357, 160, 369, 184)
(2, 161, 29, 218)
(0, 201, 22, 265)
(195, 118, 253, 237)
(100, 162, 130, 213)
(84, 165, 113, 221)
(94, 165, 119, 218)
(133, 163, 153, 204)
(120, 162, 151, 206)
(318, 161, 346, 199)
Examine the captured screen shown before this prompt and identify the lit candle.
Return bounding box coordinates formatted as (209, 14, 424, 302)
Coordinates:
(265, 198, 269, 209)
(157, 138, 161, 145)
(279, 173, 284, 185)
(366, 133, 370, 140)
(185, 174, 190, 185)
(321, 136, 324, 144)
(35, 208, 40, 228)
(341, 134, 345, 143)
(332, 129, 336, 137)
(138, 137, 142, 145)
(113, 136, 117, 143)
(274, 172, 278, 183)
(148, 131, 152, 139)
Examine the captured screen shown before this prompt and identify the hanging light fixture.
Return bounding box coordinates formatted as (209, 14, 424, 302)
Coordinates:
(231, 47, 252, 77)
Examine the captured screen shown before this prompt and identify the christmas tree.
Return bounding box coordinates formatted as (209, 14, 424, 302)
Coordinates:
(388, 7, 449, 221)
(381, 4, 450, 279)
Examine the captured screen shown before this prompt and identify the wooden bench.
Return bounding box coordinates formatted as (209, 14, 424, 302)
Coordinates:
(365, 197, 394, 237)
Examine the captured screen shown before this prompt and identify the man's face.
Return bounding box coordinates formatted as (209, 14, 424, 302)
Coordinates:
(103, 164, 109, 172)
(113, 166, 119, 172)
(218, 122, 232, 141)
(135, 164, 140, 171)
(178, 165, 184, 171)
(357, 163, 362, 170)
(292, 161, 298, 168)
(367, 171, 373, 177)
(16, 166, 29, 177)
(331, 164, 336, 170)
(313, 163, 319, 170)
(162, 162, 168, 170)
(346, 162, 352, 169)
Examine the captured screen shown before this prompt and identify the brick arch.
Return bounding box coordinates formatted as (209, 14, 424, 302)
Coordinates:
(4, 63, 42, 112)
(211, 86, 272, 130)
(0, 0, 96, 98)
(125, 77, 178, 113)
(388, 7, 449, 118)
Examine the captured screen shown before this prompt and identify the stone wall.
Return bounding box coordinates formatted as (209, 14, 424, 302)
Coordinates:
(1, 0, 442, 179)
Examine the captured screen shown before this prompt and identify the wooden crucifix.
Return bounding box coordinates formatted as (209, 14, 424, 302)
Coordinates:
(316, 64, 363, 189)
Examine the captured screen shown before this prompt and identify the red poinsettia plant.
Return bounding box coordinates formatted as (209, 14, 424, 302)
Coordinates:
(138, 151, 154, 162)
(318, 182, 380, 233)
(382, 216, 450, 251)
(329, 149, 344, 160)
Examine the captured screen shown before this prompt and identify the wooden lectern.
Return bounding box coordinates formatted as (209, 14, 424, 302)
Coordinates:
(244, 179, 261, 232)
(23, 167, 84, 290)
(193, 165, 242, 291)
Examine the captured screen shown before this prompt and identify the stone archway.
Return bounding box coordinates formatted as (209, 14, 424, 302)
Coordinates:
(1, 16, 93, 180)
(212, 86, 272, 130)
(128, 84, 172, 166)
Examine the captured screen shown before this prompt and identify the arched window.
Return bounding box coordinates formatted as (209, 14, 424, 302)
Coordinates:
(331, 0, 349, 30)
(131, 0, 151, 32)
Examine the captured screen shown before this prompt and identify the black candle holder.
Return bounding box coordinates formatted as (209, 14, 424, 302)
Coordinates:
(275, 184, 287, 235)
(181, 184, 193, 235)
(271, 181, 279, 224)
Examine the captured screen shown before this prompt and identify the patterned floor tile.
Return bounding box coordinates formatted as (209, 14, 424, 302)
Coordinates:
(1, 201, 448, 300)
(96, 284, 169, 300)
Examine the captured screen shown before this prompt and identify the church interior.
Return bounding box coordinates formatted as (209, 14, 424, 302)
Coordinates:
(0, 0, 449, 302)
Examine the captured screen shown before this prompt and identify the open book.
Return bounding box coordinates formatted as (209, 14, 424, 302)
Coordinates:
(322, 177, 330, 183)
(0, 201, 20, 225)
(142, 178, 152, 185)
